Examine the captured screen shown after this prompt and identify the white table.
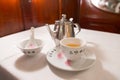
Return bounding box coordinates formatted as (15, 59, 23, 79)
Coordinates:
(0, 25, 120, 80)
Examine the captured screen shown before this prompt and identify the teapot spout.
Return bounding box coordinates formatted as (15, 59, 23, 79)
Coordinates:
(46, 24, 59, 46)
(46, 24, 55, 39)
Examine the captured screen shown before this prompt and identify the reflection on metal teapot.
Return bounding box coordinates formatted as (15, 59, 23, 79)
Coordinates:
(46, 14, 81, 46)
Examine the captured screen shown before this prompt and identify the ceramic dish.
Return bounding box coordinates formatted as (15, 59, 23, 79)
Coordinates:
(46, 47, 96, 71)
(18, 39, 43, 56)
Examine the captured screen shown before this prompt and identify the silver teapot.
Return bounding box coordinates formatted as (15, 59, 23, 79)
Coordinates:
(46, 14, 81, 46)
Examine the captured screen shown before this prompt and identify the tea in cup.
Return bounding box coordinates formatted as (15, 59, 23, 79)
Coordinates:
(60, 37, 87, 61)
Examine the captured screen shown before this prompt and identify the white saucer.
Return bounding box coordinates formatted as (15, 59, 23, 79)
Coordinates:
(46, 47, 96, 71)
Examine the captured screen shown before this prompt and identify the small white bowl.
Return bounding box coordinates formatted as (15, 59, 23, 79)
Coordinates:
(18, 39, 43, 56)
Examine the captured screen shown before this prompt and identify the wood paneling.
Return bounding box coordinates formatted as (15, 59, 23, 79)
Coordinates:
(0, 0, 24, 37)
(32, 0, 59, 28)
(1, 0, 120, 37)
(23, 0, 60, 29)
(22, 0, 80, 29)
(62, 0, 80, 23)
(20, 0, 33, 29)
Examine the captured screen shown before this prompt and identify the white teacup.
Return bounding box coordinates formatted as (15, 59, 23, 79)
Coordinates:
(60, 37, 87, 61)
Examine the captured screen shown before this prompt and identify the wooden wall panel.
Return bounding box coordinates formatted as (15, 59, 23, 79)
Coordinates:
(22, 0, 60, 29)
(20, 0, 33, 29)
(0, 0, 80, 36)
(32, 0, 59, 27)
(62, 0, 80, 23)
(23, 0, 79, 29)
(0, 0, 24, 37)
(32, 0, 59, 28)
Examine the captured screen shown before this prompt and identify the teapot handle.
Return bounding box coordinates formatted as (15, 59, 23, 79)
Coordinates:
(73, 23, 81, 35)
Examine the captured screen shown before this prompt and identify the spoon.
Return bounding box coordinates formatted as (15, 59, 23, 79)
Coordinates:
(25, 27, 38, 49)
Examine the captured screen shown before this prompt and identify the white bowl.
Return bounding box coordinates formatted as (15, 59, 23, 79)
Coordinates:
(18, 39, 43, 56)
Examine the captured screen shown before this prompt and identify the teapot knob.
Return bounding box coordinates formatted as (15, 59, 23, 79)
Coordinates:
(62, 14, 66, 19)
(69, 18, 73, 22)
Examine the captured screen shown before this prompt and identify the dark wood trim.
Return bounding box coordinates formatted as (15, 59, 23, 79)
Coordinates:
(0, 0, 24, 37)
(20, 0, 33, 29)
(61, 0, 80, 22)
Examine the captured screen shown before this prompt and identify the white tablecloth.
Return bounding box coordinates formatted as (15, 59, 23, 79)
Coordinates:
(0, 25, 120, 80)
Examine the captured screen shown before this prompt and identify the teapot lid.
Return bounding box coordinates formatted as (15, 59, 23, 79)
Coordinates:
(60, 14, 67, 23)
